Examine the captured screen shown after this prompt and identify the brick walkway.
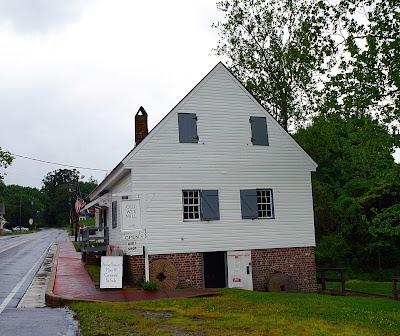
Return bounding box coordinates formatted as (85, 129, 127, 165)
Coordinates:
(46, 241, 218, 306)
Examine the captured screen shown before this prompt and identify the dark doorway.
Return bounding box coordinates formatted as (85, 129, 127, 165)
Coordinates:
(203, 251, 227, 288)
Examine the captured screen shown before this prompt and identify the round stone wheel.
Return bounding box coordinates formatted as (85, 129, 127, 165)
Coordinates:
(149, 259, 179, 290)
(268, 273, 298, 293)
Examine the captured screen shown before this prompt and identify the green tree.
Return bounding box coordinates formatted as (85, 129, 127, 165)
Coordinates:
(213, 0, 336, 131)
(0, 147, 14, 182)
(80, 178, 98, 201)
(294, 114, 399, 270)
(41, 169, 98, 227)
(41, 169, 80, 227)
(323, 0, 400, 134)
(0, 182, 47, 229)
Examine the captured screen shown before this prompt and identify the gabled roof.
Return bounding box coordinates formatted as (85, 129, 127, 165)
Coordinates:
(89, 62, 317, 199)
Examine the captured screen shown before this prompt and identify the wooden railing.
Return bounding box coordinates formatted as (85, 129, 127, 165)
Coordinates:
(80, 226, 109, 254)
(316, 268, 346, 294)
(392, 277, 400, 301)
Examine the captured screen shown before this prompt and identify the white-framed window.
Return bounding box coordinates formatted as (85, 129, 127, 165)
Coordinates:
(182, 190, 220, 221)
(182, 190, 200, 220)
(240, 188, 275, 219)
(257, 189, 274, 218)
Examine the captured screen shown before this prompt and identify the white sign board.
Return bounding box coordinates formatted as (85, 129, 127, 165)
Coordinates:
(100, 256, 123, 288)
(121, 200, 141, 231)
(122, 230, 147, 253)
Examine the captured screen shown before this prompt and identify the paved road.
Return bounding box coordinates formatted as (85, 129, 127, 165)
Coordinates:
(0, 229, 79, 336)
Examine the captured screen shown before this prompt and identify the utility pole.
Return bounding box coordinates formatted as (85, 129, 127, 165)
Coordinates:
(19, 194, 22, 231)
(75, 177, 79, 242)
(68, 183, 73, 237)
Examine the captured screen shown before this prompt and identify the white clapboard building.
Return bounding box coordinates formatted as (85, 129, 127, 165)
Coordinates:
(85, 63, 317, 292)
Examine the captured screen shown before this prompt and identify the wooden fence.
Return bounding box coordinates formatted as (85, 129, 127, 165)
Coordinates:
(392, 277, 400, 301)
(316, 268, 346, 294)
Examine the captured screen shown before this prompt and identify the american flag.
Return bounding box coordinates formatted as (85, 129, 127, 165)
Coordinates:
(75, 197, 86, 214)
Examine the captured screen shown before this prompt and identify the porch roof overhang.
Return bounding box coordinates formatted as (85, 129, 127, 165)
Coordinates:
(82, 194, 110, 211)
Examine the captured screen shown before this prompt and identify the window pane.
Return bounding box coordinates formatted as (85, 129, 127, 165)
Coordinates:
(256, 189, 274, 218)
(182, 190, 200, 220)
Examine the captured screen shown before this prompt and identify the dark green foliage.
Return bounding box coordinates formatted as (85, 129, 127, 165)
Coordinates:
(294, 114, 400, 272)
(41, 169, 97, 227)
(0, 182, 47, 228)
(141, 281, 159, 291)
(41, 169, 79, 227)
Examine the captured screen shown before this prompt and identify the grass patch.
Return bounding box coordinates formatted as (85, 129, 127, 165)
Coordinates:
(85, 265, 100, 284)
(321, 280, 393, 297)
(72, 241, 81, 252)
(70, 289, 400, 336)
(80, 218, 95, 227)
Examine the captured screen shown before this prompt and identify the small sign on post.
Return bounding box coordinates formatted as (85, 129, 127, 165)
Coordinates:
(100, 256, 123, 289)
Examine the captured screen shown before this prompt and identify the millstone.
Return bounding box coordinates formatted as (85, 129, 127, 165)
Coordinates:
(149, 259, 179, 290)
(268, 273, 298, 293)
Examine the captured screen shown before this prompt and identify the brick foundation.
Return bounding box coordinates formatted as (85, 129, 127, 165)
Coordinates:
(125, 247, 316, 293)
(251, 247, 316, 293)
(126, 252, 203, 289)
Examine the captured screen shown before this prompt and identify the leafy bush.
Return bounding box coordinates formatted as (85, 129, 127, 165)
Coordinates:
(141, 281, 158, 291)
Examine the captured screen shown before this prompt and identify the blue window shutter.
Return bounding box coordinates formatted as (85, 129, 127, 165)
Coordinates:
(201, 190, 220, 220)
(112, 201, 117, 228)
(178, 113, 198, 143)
(250, 116, 269, 145)
(240, 189, 258, 219)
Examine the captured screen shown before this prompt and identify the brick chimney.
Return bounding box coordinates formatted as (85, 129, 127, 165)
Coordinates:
(135, 106, 148, 147)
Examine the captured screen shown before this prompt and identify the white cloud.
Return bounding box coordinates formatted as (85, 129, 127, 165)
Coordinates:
(0, 0, 224, 188)
(0, 0, 86, 33)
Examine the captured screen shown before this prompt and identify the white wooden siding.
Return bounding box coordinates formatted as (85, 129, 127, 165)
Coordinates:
(107, 172, 132, 247)
(112, 64, 316, 255)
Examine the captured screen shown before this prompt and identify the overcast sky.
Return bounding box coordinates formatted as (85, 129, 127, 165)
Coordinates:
(0, 0, 225, 189)
(1, 1, 398, 190)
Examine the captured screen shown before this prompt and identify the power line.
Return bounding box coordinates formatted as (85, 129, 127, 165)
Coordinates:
(11, 153, 109, 173)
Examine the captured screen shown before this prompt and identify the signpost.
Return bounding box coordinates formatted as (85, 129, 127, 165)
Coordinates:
(29, 218, 33, 230)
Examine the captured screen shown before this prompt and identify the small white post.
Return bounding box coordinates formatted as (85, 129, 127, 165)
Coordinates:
(143, 245, 149, 282)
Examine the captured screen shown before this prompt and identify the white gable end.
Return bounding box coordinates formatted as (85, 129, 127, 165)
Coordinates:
(109, 63, 316, 255)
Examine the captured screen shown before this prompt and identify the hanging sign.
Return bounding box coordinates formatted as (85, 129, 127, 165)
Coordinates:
(121, 199, 141, 231)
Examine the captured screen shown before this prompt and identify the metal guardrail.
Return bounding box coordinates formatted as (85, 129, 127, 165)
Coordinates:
(80, 226, 109, 254)
(316, 268, 346, 294)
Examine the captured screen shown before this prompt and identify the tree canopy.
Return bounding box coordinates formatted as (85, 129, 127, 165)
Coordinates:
(213, 0, 337, 131)
(0, 182, 47, 229)
(0, 147, 13, 182)
(323, 0, 400, 137)
(41, 169, 97, 227)
(294, 114, 399, 271)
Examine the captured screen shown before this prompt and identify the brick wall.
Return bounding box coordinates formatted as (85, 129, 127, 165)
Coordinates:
(125, 252, 203, 289)
(125, 247, 316, 292)
(251, 247, 316, 293)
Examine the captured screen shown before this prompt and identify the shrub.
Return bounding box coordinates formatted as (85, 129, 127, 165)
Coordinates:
(141, 281, 158, 291)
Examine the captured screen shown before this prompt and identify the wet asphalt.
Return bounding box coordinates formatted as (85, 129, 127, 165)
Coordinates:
(0, 229, 80, 336)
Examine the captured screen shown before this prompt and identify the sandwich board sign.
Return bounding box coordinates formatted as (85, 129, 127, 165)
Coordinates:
(100, 256, 123, 288)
